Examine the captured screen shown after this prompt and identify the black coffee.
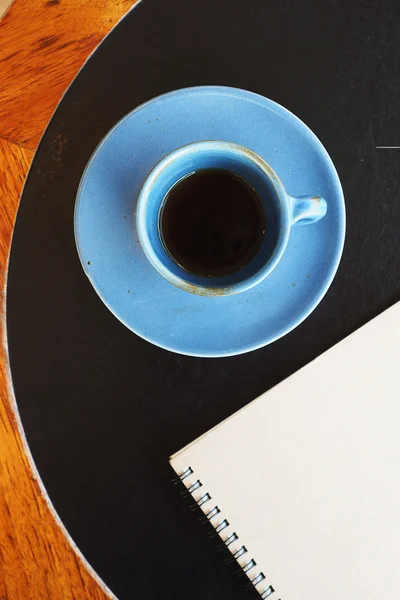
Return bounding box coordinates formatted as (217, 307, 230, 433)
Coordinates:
(160, 169, 266, 277)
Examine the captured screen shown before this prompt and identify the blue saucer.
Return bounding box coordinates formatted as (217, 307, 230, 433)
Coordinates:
(74, 87, 345, 357)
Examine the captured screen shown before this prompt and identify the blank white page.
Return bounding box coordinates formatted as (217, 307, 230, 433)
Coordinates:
(170, 301, 400, 600)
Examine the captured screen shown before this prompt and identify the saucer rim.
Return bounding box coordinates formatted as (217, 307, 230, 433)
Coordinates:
(74, 85, 346, 357)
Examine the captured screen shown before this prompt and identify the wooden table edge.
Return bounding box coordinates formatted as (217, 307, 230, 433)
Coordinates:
(0, 1, 139, 597)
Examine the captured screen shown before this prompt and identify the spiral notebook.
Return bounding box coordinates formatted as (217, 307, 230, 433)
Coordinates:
(170, 301, 400, 599)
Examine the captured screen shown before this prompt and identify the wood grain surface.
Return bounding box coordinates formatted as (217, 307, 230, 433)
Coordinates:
(0, 0, 137, 597)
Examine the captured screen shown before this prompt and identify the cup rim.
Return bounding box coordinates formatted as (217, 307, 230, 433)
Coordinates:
(136, 140, 291, 296)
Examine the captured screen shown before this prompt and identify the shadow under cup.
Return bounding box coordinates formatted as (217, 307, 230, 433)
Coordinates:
(137, 142, 286, 296)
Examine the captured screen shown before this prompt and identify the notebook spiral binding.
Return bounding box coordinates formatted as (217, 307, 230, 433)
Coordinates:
(178, 467, 280, 600)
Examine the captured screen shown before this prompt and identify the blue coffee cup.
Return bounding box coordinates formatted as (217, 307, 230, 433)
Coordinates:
(137, 141, 327, 296)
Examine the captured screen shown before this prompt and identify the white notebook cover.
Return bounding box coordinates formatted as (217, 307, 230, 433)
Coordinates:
(170, 302, 400, 600)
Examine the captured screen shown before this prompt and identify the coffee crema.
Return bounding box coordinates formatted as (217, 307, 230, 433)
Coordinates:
(160, 169, 266, 277)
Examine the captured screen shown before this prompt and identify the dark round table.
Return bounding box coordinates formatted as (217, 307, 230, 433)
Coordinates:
(7, 0, 400, 598)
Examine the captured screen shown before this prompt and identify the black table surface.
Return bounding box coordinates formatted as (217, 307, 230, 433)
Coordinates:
(7, 0, 400, 598)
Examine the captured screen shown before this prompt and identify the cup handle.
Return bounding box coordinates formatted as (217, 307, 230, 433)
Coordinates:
(289, 195, 327, 226)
